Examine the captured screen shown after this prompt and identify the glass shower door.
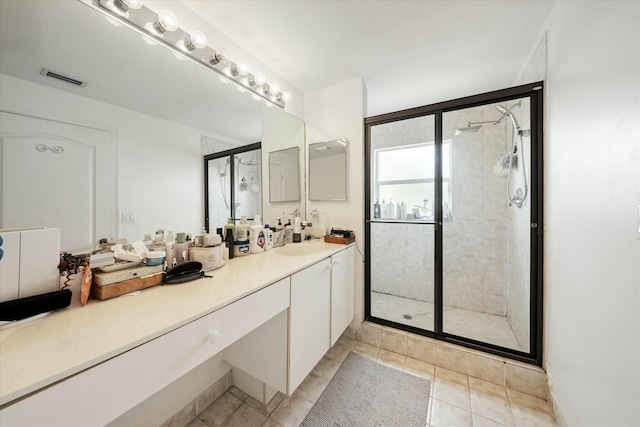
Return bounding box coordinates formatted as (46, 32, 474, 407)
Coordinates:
(368, 115, 436, 332)
(442, 98, 531, 353)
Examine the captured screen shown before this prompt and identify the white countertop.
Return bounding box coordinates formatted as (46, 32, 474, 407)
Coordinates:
(0, 240, 352, 406)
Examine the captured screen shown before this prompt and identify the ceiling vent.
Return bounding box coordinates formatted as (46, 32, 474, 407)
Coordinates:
(40, 68, 87, 87)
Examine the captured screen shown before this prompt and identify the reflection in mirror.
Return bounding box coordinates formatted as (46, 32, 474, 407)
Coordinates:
(309, 139, 348, 201)
(0, 0, 292, 250)
(269, 147, 300, 203)
(261, 107, 305, 225)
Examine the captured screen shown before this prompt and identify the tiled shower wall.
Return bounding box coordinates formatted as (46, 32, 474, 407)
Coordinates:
(443, 105, 510, 315)
(370, 107, 511, 315)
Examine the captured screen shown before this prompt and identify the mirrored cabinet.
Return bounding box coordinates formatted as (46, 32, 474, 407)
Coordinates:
(309, 139, 348, 201)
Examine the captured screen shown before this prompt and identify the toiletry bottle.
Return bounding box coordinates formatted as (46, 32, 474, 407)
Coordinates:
(143, 233, 154, 250)
(388, 198, 396, 219)
(264, 224, 273, 251)
(293, 216, 301, 243)
(185, 235, 192, 261)
(223, 218, 235, 240)
(165, 230, 175, 269)
(174, 232, 187, 265)
(249, 215, 265, 254)
(150, 233, 165, 252)
(381, 199, 388, 219)
(236, 216, 249, 241)
(224, 226, 234, 259)
(374, 199, 381, 219)
(284, 218, 293, 243)
(275, 218, 283, 231)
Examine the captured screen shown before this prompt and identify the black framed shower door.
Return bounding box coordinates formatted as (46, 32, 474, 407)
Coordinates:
(364, 82, 544, 365)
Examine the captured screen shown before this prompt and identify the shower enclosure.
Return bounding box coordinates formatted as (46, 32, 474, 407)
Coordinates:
(204, 143, 262, 232)
(365, 83, 543, 364)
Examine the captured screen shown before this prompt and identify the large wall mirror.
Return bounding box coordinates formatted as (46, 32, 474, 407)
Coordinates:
(0, 0, 303, 252)
(309, 139, 348, 201)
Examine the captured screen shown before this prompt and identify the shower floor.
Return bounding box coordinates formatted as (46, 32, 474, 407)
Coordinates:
(371, 291, 524, 352)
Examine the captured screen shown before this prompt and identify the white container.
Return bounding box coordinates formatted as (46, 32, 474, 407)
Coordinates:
(145, 251, 166, 267)
(236, 216, 249, 241)
(249, 215, 265, 254)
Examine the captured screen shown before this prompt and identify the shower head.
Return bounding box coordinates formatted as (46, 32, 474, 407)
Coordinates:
(496, 104, 521, 133)
(496, 105, 509, 115)
(454, 124, 482, 136)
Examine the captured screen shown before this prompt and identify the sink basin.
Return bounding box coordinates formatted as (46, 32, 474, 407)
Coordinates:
(274, 244, 325, 256)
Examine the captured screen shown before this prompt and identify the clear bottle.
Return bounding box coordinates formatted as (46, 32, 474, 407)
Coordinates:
(165, 230, 175, 269)
(374, 199, 381, 219)
(174, 232, 188, 265)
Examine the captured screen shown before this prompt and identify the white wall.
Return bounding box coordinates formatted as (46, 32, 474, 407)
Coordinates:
(305, 77, 365, 325)
(538, 2, 640, 426)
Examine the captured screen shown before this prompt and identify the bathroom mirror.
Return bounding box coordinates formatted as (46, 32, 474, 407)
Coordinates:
(309, 139, 348, 201)
(268, 147, 301, 203)
(0, 0, 303, 251)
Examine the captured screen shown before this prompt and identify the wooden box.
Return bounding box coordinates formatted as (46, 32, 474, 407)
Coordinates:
(324, 235, 355, 245)
(91, 273, 163, 301)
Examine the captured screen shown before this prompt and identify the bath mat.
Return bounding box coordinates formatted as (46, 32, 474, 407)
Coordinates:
(301, 352, 431, 427)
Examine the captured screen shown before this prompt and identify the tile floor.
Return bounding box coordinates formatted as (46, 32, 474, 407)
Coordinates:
(371, 291, 526, 352)
(185, 333, 555, 427)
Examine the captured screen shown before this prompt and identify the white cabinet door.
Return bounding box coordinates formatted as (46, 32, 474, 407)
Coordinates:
(289, 258, 331, 393)
(330, 246, 355, 346)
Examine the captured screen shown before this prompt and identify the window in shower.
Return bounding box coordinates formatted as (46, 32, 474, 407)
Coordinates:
(365, 82, 544, 366)
(204, 143, 262, 232)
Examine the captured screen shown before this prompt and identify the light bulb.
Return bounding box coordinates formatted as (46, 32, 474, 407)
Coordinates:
(269, 83, 280, 95)
(185, 31, 207, 50)
(282, 91, 292, 102)
(254, 72, 266, 86)
(155, 10, 178, 33)
(236, 61, 249, 76)
(113, 0, 143, 13)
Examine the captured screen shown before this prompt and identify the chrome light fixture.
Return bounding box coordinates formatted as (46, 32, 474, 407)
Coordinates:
(81, 0, 289, 108)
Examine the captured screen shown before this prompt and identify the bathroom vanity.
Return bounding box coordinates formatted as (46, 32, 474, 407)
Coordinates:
(0, 241, 355, 426)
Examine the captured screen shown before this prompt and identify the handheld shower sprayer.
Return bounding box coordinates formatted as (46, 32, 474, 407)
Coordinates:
(497, 103, 528, 208)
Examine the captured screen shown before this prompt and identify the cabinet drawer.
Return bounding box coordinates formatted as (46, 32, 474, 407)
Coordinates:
(0, 279, 290, 427)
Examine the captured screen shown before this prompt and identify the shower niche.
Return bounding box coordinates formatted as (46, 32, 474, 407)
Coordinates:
(365, 83, 543, 365)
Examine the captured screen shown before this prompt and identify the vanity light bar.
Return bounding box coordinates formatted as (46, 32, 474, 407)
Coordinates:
(80, 0, 289, 108)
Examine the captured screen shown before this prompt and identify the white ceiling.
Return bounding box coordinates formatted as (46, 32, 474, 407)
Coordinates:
(181, 0, 555, 116)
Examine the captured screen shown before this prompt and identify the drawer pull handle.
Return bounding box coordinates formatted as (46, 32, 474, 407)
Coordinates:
(208, 330, 219, 344)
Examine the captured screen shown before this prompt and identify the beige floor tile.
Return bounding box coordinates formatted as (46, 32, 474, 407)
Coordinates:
(245, 392, 286, 417)
(324, 342, 352, 363)
(430, 398, 473, 427)
(336, 335, 357, 350)
(228, 386, 249, 402)
(269, 394, 315, 427)
(311, 357, 342, 381)
(222, 403, 267, 427)
(260, 419, 283, 427)
(470, 389, 514, 427)
(185, 417, 208, 427)
(473, 413, 508, 427)
(404, 357, 436, 383)
(199, 393, 243, 427)
(433, 378, 471, 411)
(352, 341, 380, 360)
(376, 349, 406, 370)
(436, 366, 469, 386)
(294, 372, 330, 403)
(469, 376, 508, 399)
(506, 388, 552, 414)
(511, 404, 557, 427)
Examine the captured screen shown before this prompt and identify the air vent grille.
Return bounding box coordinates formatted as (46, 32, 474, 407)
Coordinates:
(40, 68, 87, 87)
